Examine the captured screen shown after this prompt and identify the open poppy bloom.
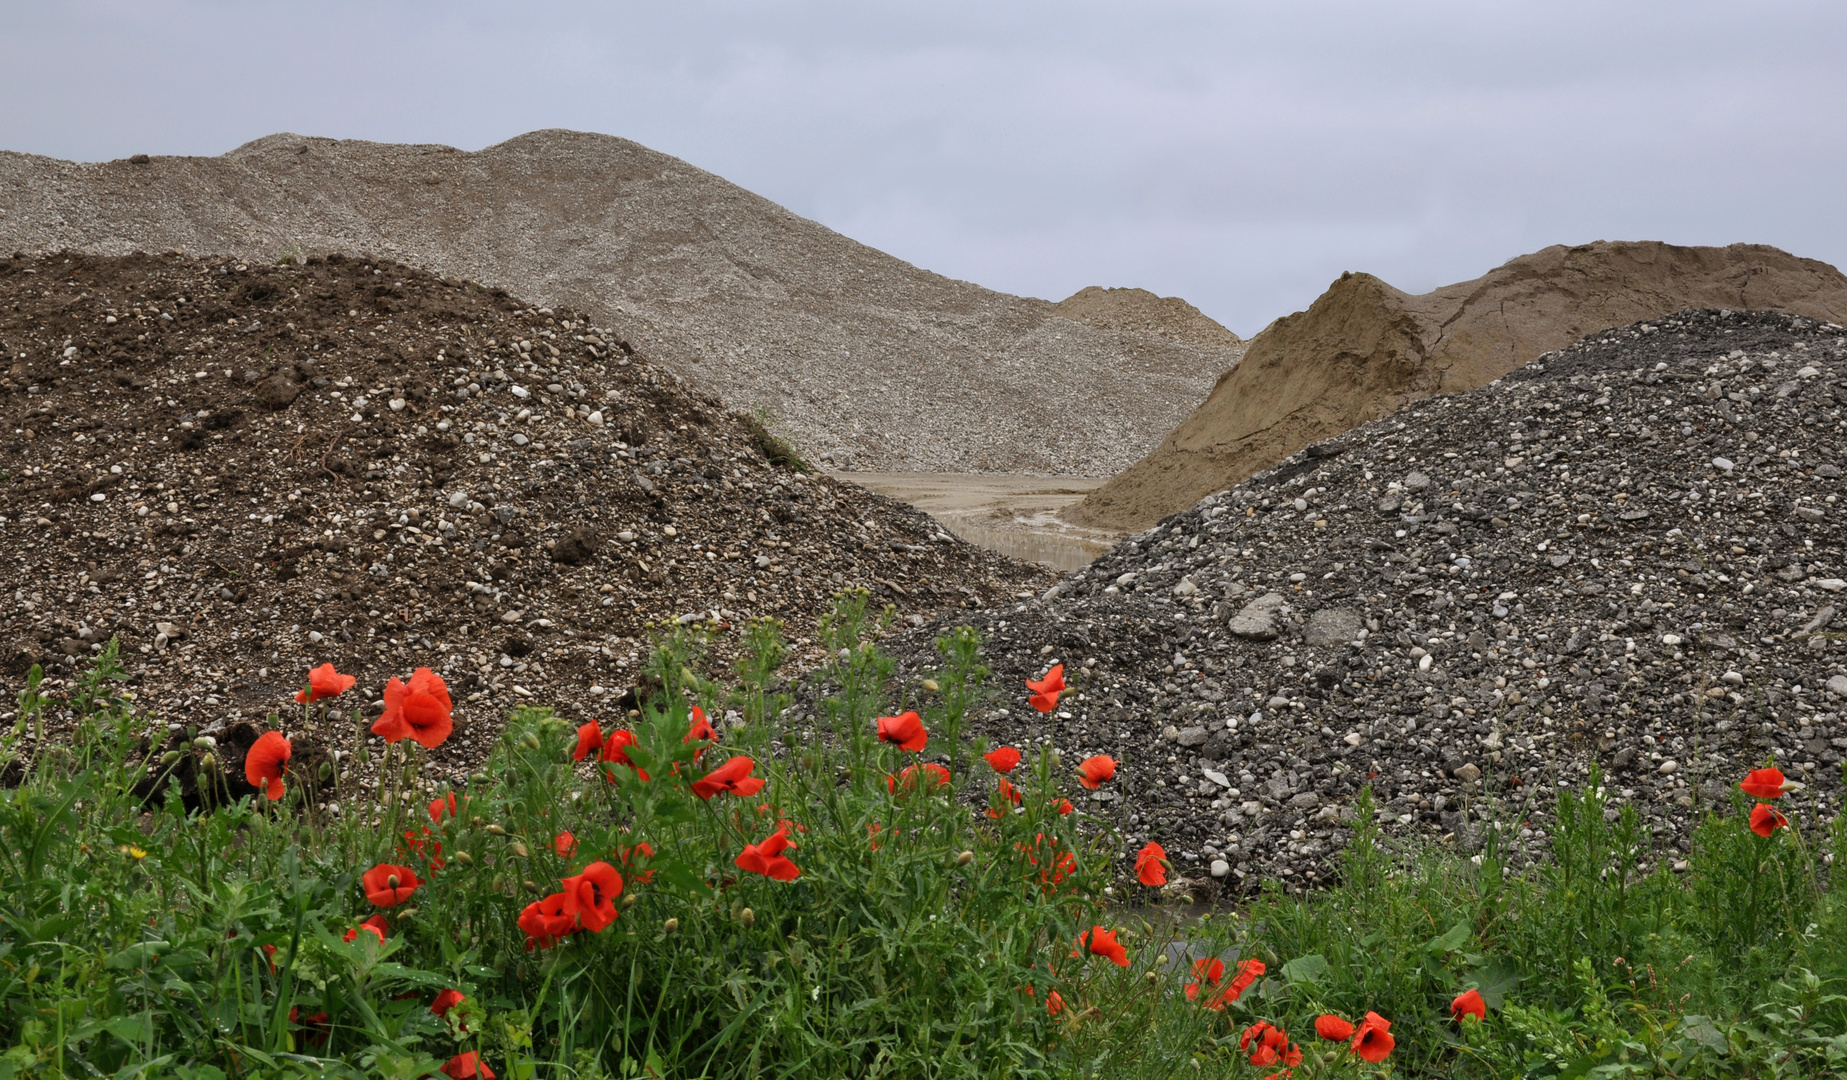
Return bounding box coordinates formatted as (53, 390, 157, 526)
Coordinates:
(1019, 832, 1077, 890)
(573, 723, 604, 762)
(553, 831, 578, 857)
(428, 792, 462, 824)
(1451, 988, 1487, 1022)
(1076, 926, 1130, 967)
(441, 1051, 495, 1080)
(344, 915, 389, 945)
(290, 1006, 332, 1047)
(1026, 664, 1065, 714)
(1052, 798, 1074, 815)
(1740, 767, 1790, 800)
(1045, 989, 1065, 1016)
(1315, 1014, 1355, 1041)
(618, 841, 656, 884)
(399, 826, 445, 873)
(431, 988, 466, 1019)
(1226, 958, 1265, 1000)
(1185, 958, 1224, 1005)
(887, 762, 951, 793)
(1136, 842, 1169, 887)
(361, 863, 422, 907)
(518, 892, 576, 950)
(561, 861, 624, 932)
(875, 710, 928, 752)
(1351, 1012, 1394, 1063)
(736, 826, 801, 881)
(1240, 1022, 1302, 1068)
(244, 730, 291, 801)
(693, 755, 767, 799)
(1077, 755, 1116, 790)
(983, 746, 1022, 773)
(1750, 801, 1789, 837)
(601, 729, 649, 780)
(296, 662, 357, 704)
(372, 668, 454, 749)
(685, 706, 718, 745)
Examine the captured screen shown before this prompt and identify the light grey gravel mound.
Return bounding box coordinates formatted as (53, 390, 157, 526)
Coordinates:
(0, 130, 1239, 476)
(889, 308, 1847, 894)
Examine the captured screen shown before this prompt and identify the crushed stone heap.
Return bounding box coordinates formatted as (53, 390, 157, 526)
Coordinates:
(0, 251, 1049, 776)
(893, 308, 1847, 893)
(1071, 241, 1847, 532)
(0, 131, 1241, 476)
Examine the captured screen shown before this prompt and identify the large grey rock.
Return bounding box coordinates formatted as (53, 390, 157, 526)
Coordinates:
(1227, 592, 1291, 640)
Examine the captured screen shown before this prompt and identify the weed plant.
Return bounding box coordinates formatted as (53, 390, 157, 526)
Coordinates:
(0, 593, 1841, 1078)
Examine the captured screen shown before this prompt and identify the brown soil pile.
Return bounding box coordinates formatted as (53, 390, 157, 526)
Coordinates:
(1068, 241, 1847, 531)
(1053, 286, 1243, 350)
(0, 251, 1049, 779)
(0, 131, 1234, 477)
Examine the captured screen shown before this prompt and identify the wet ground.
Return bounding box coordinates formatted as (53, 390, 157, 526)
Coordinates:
(837, 472, 1120, 571)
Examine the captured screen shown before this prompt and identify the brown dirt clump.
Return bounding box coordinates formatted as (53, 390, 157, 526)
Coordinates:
(1068, 241, 1847, 532)
(0, 131, 1234, 477)
(0, 251, 1050, 780)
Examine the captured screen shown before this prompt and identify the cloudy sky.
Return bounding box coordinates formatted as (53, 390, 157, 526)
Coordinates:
(3, 1, 1844, 336)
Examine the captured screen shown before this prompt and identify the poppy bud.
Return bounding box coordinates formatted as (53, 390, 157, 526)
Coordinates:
(484, 823, 507, 835)
(470, 772, 489, 785)
(1047, 749, 1061, 767)
(956, 850, 974, 866)
(318, 761, 334, 782)
(921, 679, 940, 693)
(523, 880, 540, 893)
(1146, 971, 1159, 984)
(681, 667, 697, 685)
(621, 892, 638, 907)
(193, 736, 216, 750)
(511, 842, 529, 858)
(739, 908, 755, 927)
(387, 874, 400, 889)
(663, 918, 680, 934)
(199, 753, 218, 773)
(451, 851, 474, 865)
(521, 733, 542, 751)
(159, 751, 182, 767)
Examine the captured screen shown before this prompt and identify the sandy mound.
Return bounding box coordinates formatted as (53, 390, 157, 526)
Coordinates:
(1053, 286, 1243, 350)
(1068, 241, 1847, 532)
(0, 251, 1048, 765)
(0, 131, 1235, 477)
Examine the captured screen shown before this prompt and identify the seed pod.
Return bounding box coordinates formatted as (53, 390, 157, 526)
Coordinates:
(921, 679, 940, 693)
(663, 917, 680, 934)
(523, 879, 540, 894)
(510, 841, 529, 858)
(520, 732, 542, 751)
(483, 823, 507, 835)
(955, 850, 974, 867)
(738, 907, 755, 927)
(451, 851, 474, 865)
(1145, 971, 1159, 985)
(620, 891, 638, 907)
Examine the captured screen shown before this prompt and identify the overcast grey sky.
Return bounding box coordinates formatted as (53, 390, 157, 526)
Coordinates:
(3, 1, 1844, 336)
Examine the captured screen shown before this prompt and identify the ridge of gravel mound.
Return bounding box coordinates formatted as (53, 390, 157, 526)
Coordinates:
(1053, 286, 1244, 351)
(894, 307, 1847, 894)
(0, 130, 1238, 477)
(0, 251, 1049, 776)
(1069, 241, 1847, 532)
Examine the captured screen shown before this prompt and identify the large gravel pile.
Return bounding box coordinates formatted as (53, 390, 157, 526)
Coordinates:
(0, 131, 1240, 477)
(894, 308, 1847, 893)
(0, 251, 1048, 779)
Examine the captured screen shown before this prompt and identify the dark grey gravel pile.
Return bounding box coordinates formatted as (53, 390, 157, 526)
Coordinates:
(893, 308, 1847, 895)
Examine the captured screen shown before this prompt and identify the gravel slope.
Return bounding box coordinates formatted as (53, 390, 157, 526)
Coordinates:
(0, 130, 1240, 477)
(893, 308, 1847, 893)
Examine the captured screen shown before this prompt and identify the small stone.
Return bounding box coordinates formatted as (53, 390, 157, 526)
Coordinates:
(1209, 859, 1231, 878)
(252, 375, 302, 409)
(587, 410, 605, 426)
(1344, 732, 1363, 746)
(1404, 471, 1431, 490)
(1114, 572, 1137, 587)
(1289, 791, 1320, 809)
(1161, 725, 1180, 741)
(1827, 675, 1847, 698)
(551, 528, 600, 566)
(512, 433, 529, 446)
(511, 386, 530, 399)
(617, 530, 636, 542)
(1173, 577, 1197, 597)
(1657, 759, 1678, 775)
(1452, 762, 1482, 783)
(1228, 592, 1290, 640)
(1814, 579, 1847, 592)
(1305, 607, 1362, 646)
(1177, 726, 1208, 747)
(1795, 505, 1826, 522)
(1711, 456, 1735, 473)
(1661, 634, 1682, 646)
(388, 398, 407, 412)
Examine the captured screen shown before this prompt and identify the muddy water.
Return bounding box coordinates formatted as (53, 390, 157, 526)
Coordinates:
(834, 472, 1123, 572)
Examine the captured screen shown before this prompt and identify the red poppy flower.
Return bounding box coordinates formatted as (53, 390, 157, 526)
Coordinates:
(1451, 988, 1486, 1022)
(1239, 1022, 1301, 1069)
(561, 860, 624, 932)
(1351, 1012, 1394, 1063)
(372, 668, 454, 749)
(361, 863, 422, 907)
(573, 723, 604, 762)
(432, 988, 466, 1018)
(685, 706, 717, 745)
(618, 841, 656, 884)
(1185, 957, 1224, 1005)
(295, 662, 357, 704)
(1315, 1014, 1355, 1041)
(290, 1006, 331, 1047)
(735, 826, 801, 881)
(553, 831, 577, 857)
(1740, 768, 1789, 800)
(600, 729, 649, 780)
(1227, 958, 1265, 1000)
(244, 730, 291, 801)
(983, 746, 1022, 773)
(886, 762, 951, 793)
(875, 711, 928, 752)
(1046, 989, 1065, 1016)
(1026, 664, 1065, 714)
(428, 792, 461, 824)
(998, 777, 1023, 804)
(400, 827, 446, 873)
(343, 915, 389, 945)
(1020, 832, 1078, 890)
(441, 1051, 495, 1080)
(261, 943, 278, 974)
(1750, 801, 1789, 837)
(693, 755, 767, 799)
(1136, 842, 1169, 887)
(1077, 755, 1116, 789)
(1053, 798, 1075, 815)
(1076, 926, 1129, 967)
(518, 891, 576, 950)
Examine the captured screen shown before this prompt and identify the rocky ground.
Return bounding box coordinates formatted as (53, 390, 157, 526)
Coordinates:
(889, 308, 1847, 895)
(0, 251, 1049, 791)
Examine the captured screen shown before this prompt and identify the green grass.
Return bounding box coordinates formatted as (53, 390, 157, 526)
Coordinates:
(0, 593, 1843, 1077)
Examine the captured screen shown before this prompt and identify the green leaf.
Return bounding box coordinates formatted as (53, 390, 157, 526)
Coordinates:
(1469, 957, 1522, 1010)
(1424, 921, 1471, 954)
(1280, 954, 1328, 987)
(1680, 1014, 1729, 1055)
(104, 941, 170, 970)
(654, 858, 714, 897)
